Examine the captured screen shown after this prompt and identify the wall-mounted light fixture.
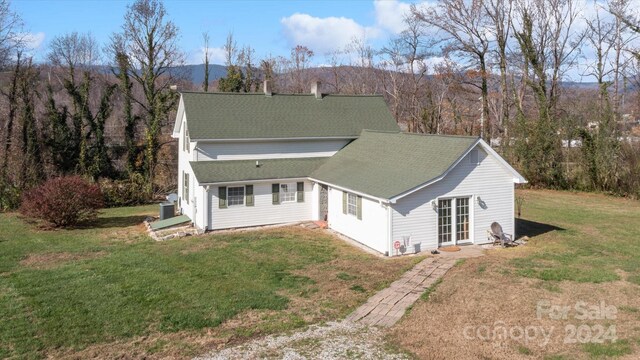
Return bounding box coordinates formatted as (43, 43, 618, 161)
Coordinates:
(477, 196, 482, 204)
(431, 200, 438, 211)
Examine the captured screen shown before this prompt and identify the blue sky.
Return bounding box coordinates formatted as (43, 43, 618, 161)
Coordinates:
(12, 0, 638, 82)
(14, 0, 417, 65)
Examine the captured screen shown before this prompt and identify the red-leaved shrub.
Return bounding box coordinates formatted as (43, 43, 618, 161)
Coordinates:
(20, 176, 104, 227)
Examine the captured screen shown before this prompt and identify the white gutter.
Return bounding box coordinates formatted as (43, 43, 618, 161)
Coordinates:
(192, 136, 356, 143)
(198, 177, 309, 186)
(308, 177, 389, 204)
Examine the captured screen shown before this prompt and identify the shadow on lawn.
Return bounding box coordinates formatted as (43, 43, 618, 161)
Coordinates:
(516, 218, 563, 239)
(85, 215, 149, 229)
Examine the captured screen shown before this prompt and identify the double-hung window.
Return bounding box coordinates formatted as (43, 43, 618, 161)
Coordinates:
(183, 122, 190, 152)
(280, 183, 297, 203)
(347, 193, 357, 216)
(227, 186, 245, 206)
(182, 172, 189, 204)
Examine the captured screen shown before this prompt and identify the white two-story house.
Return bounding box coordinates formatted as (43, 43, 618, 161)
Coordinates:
(172, 81, 526, 256)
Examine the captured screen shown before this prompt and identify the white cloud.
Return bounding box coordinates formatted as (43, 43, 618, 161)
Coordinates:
(189, 46, 226, 65)
(373, 0, 436, 34)
(373, 0, 412, 34)
(280, 13, 380, 54)
(21, 32, 45, 51)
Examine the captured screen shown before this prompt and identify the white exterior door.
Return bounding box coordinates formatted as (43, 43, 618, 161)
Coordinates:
(438, 197, 472, 246)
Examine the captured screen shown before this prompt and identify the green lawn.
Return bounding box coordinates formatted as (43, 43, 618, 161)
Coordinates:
(512, 190, 640, 284)
(0, 206, 418, 359)
(391, 189, 640, 359)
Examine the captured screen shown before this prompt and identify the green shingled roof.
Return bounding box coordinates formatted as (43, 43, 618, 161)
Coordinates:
(311, 130, 479, 199)
(190, 157, 328, 184)
(181, 92, 399, 140)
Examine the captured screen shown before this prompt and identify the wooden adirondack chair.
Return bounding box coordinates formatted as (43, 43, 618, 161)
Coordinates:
(487, 222, 516, 247)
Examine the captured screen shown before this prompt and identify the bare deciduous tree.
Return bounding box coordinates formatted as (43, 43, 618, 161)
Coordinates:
(288, 45, 314, 93)
(0, 0, 23, 69)
(484, 0, 513, 136)
(223, 32, 237, 67)
(412, 0, 492, 140)
(202, 32, 210, 92)
(48, 32, 99, 86)
(110, 0, 185, 186)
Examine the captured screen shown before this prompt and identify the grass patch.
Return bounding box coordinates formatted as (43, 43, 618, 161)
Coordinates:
(543, 355, 567, 360)
(517, 345, 532, 355)
(420, 278, 442, 301)
(627, 275, 640, 286)
(618, 305, 639, 313)
(583, 340, 632, 358)
(336, 272, 357, 281)
(535, 281, 562, 293)
(476, 264, 486, 273)
(0, 206, 417, 359)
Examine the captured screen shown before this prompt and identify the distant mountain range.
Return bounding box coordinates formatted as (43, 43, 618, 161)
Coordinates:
(174, 64, 228, 85)
(170, 63, 604, 91)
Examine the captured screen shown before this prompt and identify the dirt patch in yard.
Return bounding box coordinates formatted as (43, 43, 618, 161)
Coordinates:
(283, 235, 423, 324)
(20, 251, 108, 270)
(49, 313, 281, 360)
(389, 252, 640, 359)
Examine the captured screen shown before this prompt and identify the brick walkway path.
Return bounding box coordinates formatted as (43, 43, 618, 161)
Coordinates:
(346, 257, 457, 327)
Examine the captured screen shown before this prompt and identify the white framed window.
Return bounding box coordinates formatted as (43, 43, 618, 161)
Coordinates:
(227, 186, 245, 206)
(182, 172, 189, 204)
(347, 193, 357, 216)
(183, 122, 190, 152)
(280, 183, 297, 203)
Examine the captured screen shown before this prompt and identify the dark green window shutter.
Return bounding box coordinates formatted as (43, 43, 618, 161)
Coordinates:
(342, 191, 347, 214)
(218, 186, 227, 209)
(272, 183, 280, 205)
(297, 182, 304, 202)
(356, 195, 362, 220)
(245, 185, 254, 206)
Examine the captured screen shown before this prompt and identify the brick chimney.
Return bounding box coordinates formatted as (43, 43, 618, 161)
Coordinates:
(310, 80, 322, 99)
(263, 80, 272, 97)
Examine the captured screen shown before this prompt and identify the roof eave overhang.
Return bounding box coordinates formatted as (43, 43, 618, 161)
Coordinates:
(191, 136, 357, 143)
(171, 95, 185, 139)
(197, 177, 310, 186)
(307, 177, 390, 203)
(388, 138, 527, 203)
(476, 140, 527, 184)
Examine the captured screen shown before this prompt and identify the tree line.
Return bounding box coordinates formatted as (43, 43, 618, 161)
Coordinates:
(1, 0, 640, 211)
(0, 0, 186, 209)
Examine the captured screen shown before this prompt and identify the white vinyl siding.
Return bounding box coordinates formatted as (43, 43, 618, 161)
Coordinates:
(329, 188, 389, 254)
(391, 145, 515, 251)
(177, 111, 198, 223)
(195, 139, 350, 160)
(209, 181, 313, 230)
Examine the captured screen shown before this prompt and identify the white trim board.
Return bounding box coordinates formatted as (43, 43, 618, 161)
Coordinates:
(192, 136, 357, 143)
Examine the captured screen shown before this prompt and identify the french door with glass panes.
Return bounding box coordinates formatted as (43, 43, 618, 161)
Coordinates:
(437, 197, 471, 246)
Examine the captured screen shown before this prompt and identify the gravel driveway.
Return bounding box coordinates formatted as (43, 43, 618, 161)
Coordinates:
(194, 320, 410, 360)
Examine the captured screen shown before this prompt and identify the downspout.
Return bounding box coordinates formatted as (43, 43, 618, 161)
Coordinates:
(203, 185, 210, 231)
(386, 201, 393, 257)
